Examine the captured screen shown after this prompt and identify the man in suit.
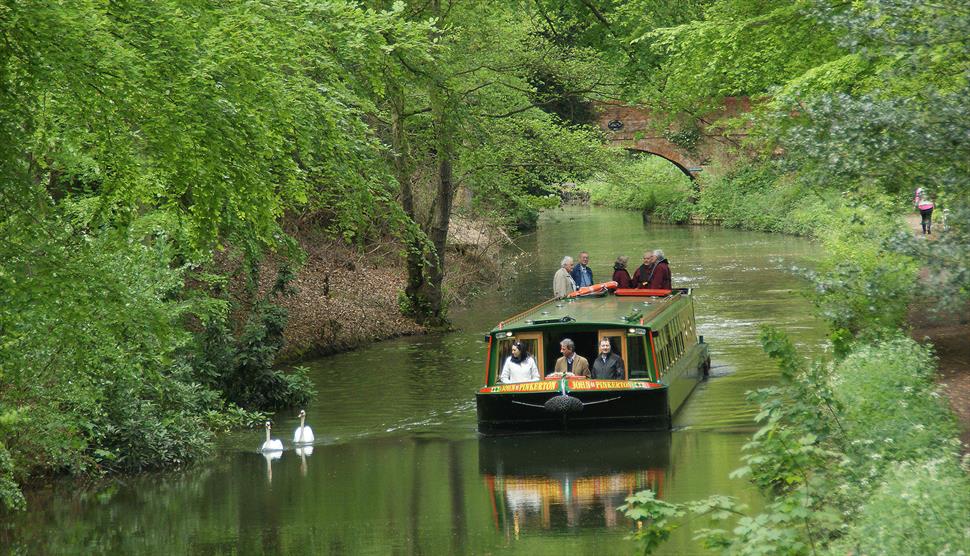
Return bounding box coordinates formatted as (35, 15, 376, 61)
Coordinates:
(591, 339, 625, 380)
(553, 338, 590, 377)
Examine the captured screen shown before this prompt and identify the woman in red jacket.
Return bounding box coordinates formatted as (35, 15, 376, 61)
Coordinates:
(611, 256, 633, 288)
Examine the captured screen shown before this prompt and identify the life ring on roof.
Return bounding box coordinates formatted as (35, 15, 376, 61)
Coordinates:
(567, 281, 619, 298)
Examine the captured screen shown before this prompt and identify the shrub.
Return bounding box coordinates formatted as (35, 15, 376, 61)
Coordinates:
(831, 459, 970, 556)
(832, 337, 960, 463)
(810, 206, 919, 354)
(0, 212, 267, 509)
(694, 163, 839, 236)
(621, 331, 968, 556)
(582, 155, 694, 222)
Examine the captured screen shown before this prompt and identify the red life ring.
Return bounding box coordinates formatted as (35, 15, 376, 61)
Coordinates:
(567, 281, 619, 298)
(614, 288, 673, 297)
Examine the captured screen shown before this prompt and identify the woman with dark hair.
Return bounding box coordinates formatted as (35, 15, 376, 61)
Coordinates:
(612, 256, 633, 288)
(499, 341, 540, 383)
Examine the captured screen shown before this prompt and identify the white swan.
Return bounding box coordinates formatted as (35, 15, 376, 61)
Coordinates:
(293, 409, 315, 444)
(260, 420, 284, 452)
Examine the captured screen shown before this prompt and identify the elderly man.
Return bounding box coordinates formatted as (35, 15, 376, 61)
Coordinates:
(631, 251, 654, 289)
(647, 249, 671, 289)
(570, 251, 593, 288)
(591, 338, 625, 380)
(553, 256, 577, 298)
(552, 338, 590, 377)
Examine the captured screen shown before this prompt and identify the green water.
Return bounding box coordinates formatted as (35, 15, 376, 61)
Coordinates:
(2, 207, 826, 555)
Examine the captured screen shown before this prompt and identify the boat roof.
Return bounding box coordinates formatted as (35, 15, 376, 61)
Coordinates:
(490, 291, 690, 334)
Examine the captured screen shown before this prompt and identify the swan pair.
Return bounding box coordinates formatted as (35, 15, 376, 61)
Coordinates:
(260, 410, 314, 452)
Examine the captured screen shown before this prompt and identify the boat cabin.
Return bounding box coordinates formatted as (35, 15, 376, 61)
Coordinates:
(484, 289, 699, 383)
(476, 288, 709, 434)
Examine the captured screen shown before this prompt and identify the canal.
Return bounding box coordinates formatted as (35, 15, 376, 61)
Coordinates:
(4, 206, 827, 555)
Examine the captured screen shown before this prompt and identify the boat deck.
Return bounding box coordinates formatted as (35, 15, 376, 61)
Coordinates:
(495, 291, 682, 332)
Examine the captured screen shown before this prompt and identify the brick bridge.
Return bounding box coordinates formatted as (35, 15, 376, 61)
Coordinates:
(595, 97, 750, 179)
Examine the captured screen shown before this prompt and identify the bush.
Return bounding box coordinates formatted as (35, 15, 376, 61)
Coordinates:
(198, 301, 316, 410)
(810, 206, 919, 354)
(0, 212, 270, 510)
(831, 459, 970, 556)
(832, 337, 960, 463)
(694, 163, 839, 236)
(582, 155, 695, 222)
(621, 331, 969, 556)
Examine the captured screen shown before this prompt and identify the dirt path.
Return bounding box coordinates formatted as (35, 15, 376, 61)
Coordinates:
(904, 214, 970, 450)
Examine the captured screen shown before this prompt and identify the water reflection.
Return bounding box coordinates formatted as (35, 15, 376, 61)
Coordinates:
(295, 446, 313, 477)
(480, 433, 669, 534)
(262, 449, 283, 483)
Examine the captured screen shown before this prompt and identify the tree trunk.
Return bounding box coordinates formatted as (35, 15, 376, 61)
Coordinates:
(389, 79, 429, 317)
(415, 70, 455, 328)
(391, 0, 454, 329)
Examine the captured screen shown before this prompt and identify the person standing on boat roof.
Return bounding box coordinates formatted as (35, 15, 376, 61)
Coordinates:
(571, 251, 593, 288)
(612, 256, 633, 288)
(631, 251, 655, 288)
(646, 249, 672, 290)
(592, 338, 625, 380)
(499, 341, 540, 384)
(552, 338, 590, 377)
(553, 256, 578, 298)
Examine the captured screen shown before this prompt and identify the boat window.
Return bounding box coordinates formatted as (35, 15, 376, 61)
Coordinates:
(494, 332, 543, 383)
(627, 335, 649, 379)
(544, 331, 598, 374)
(598, 329, 628, 377)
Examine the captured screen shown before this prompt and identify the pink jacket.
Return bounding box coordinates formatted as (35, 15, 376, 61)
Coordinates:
(914, 189, 934, 210)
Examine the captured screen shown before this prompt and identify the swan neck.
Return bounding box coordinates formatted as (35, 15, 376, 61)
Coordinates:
(265, 427, 271, 442)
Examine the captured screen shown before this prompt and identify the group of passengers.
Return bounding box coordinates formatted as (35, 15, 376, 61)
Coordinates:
(499, 338, 625, 384)
(553, 250, 671, 298)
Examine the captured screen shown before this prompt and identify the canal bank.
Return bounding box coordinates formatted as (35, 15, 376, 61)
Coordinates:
(227, 216, 507, 363)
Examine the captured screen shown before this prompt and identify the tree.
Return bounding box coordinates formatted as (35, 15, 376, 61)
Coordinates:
(378, 0, 614, 326)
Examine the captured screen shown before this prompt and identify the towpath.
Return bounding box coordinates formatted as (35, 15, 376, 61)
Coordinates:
(905, 214, 970, 451)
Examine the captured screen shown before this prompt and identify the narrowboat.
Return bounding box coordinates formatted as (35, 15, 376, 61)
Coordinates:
(476, 286, 710, 434)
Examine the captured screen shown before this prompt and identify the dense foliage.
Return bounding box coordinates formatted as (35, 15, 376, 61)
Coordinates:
(623, 331, 969, 555)
(0, 0, 618, 510)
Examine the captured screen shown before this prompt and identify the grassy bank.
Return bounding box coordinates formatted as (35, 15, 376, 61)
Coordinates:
(582, 156, 844, 237)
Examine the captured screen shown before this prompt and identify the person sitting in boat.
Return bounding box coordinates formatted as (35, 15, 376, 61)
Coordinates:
(570, 251, 593, 288)
(592, 339, 625, 380)
(547, 338, 590, 378)
(553, 256, 578, 298)
(611, 255, 632, 288)
(499, 341, 540, 383)
(631, 251, 654, 288)
(646, 249, 672, 290)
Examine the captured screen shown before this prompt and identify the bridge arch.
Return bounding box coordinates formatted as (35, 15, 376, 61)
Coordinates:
(596, 98, 750, 180)
(623, 146, 698, 180)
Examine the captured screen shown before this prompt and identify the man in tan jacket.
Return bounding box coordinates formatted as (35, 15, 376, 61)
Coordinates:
(552, 338, 590, 377)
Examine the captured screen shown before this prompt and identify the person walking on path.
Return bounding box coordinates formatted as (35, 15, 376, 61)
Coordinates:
(571, 251, 593, 288)
(553, 256, 577, 298)
(914, 187, 935, 235)
(612, 256, 633, 288)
